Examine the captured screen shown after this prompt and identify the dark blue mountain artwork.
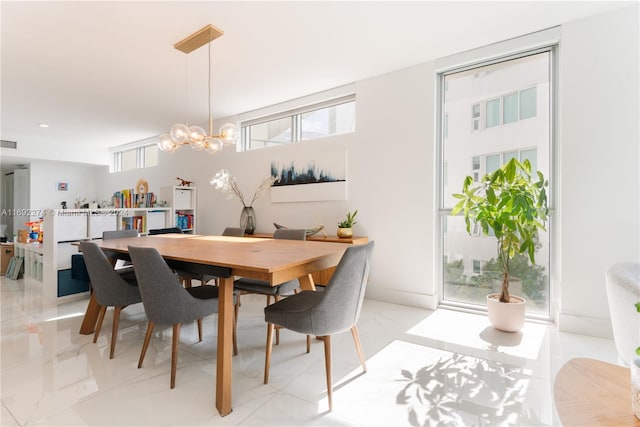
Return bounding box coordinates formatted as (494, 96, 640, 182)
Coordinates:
(271, 161, 345, 187)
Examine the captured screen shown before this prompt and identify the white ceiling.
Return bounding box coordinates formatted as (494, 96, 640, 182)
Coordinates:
(0, 1, 632, 168)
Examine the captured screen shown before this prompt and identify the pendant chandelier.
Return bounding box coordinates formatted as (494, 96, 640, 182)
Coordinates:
(158, 24, 238, 154)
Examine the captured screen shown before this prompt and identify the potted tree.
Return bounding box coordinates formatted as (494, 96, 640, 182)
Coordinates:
(337, 210, 358, 238)
(451, 158, 548, 332)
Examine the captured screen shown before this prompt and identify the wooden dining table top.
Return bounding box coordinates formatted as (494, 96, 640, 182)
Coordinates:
(93, 233, 349, 285)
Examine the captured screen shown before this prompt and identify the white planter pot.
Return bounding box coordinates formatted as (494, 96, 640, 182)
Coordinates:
(486, 293, 526, 332)
(632, 359, 640, 420)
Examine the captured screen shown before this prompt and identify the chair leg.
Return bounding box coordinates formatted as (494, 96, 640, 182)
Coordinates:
(181, 277, 192, 288)
(350, 325, 367, 373)
(138, 321, 155, 369)
(233, 302, 239, 356)
(264, 323, 275, 384)
(274, 295, 281, 345)
(93, 305, 107, 344)
(306, 335, 311, 353)
(322, 336, 333, 411)
(109, 306, 122, 359)
(171, 323, 181, 389)
(197, 319, 203, 342)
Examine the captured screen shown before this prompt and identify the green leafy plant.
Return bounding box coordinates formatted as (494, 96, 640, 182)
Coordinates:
(451, 158, 548, 303)
(338, 210, 358, 228)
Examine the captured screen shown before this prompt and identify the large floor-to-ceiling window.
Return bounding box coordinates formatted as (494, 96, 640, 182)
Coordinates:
(439, 47, 555, 318)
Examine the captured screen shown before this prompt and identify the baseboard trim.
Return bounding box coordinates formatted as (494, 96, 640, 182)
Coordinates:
(365, 287, 438, 310)
(558, 312, 613, 339)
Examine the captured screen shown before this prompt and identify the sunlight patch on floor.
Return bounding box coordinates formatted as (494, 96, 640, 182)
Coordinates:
(405, 309, 548, 361)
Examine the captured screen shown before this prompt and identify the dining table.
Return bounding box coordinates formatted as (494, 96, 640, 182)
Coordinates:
(77, 233, 349, 416)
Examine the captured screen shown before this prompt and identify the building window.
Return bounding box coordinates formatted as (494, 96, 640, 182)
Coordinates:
(503, 92, 519, 124)
(520, 86, 537, 119)
(485, 99, 500, 128)
(440, 47, 553, 318)
(112, 143, 158, 172)
(472, 104, 480, 131)
(472, 259, 483, 274)
(241, 95, 355, 151)
(485, 154, 501, 174)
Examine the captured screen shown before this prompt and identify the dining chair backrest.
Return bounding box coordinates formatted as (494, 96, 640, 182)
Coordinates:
(148, 227, 183, 235)
(222, 227, 245, 237)
(103, 229, 138, 240)
(309, 241, 374, 335)
(79, 241, 141, 307)
(128, 245, 217, 325)
(273, 228, 306, 241)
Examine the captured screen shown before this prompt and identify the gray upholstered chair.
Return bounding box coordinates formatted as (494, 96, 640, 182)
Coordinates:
(102, 229, 139, 274)
(147, 227, 202, 287)
(263, 241, 375, 411)
(79, 241, 142, 359)
(234, 228, 306, 344)
(148, 227, 183, 235)
(128, 245, 238, 389)
(102, 229, 139, 240)
(201, 227, 246, 286)
(221, 227, 245, 237)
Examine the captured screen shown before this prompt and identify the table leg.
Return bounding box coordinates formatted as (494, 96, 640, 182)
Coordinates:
(216, 276, 234, 416)
(298, 273, 316, 291)
(79, 292, 100, 335)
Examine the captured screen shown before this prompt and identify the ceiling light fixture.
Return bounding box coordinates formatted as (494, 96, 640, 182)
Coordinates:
(158, 25, 238, 154)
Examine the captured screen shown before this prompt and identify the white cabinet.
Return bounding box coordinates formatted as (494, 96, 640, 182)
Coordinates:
(160, 186, 196, 233)
(40, 208, 171, 300)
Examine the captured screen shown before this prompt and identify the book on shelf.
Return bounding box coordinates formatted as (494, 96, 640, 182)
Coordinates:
(112, 190, 157, 209)
(121, 215, 144, 233)
(175, 211, 194, 231)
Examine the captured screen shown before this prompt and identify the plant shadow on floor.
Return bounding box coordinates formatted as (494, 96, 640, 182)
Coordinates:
(396, 349, 542, 426)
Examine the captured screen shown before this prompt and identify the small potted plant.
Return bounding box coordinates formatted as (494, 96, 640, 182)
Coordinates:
(337, 210, 358, 238)
(451, 158, 548, 332)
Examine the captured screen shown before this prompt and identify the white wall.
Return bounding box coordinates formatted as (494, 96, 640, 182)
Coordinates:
(24, 5, 639, 338)
(557, 6, 639, 337)
(29, 160, 105, 210)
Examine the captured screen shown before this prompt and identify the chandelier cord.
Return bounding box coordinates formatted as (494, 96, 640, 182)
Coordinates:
(184, 53, 189, 126)
(208, 40, 212, 135)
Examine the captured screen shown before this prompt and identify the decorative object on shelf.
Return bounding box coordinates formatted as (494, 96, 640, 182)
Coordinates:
(274, 223, 326, 238)
(176, 177, 193, 187)
(158, 24, 238, 155)
(210, 169, 278, 235)
(136, 179, 149, 194)
(61, 201, 67, 209)
(337, 210, 358, 238)
(74, 197, 86, 209)
(451, 158, 548, 332)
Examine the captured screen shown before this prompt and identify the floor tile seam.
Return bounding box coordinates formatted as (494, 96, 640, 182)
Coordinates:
(0, 400, 20, 427)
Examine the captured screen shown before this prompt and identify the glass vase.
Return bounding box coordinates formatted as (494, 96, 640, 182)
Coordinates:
(240, 206, 256, 235)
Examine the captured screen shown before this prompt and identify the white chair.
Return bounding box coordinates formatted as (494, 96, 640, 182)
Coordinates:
(605, 262, 640, 366)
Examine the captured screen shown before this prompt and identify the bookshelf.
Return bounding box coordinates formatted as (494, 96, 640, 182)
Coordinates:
(40, 208, 171, 300)
(160, 186, 197, 234)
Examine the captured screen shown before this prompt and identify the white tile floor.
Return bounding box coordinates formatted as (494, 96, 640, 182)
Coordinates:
(1, 275, 619, 426)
